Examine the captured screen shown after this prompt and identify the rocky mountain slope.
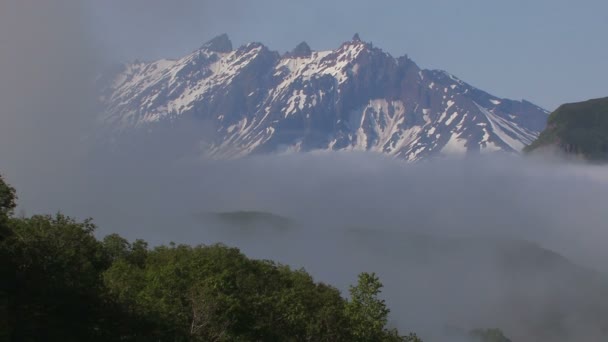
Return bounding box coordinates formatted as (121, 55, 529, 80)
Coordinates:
(100, 34, 549, 161)
(525, 96, 608, 160)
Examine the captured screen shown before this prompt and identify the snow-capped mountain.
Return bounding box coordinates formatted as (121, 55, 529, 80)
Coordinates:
(99, 34, 549, 161)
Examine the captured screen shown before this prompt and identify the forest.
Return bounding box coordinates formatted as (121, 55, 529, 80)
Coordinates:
(0, 174, 510, 341)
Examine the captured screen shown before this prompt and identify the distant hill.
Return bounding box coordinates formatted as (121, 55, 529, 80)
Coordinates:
(343, 228, 608, 341)
(525, 97, 608, 160)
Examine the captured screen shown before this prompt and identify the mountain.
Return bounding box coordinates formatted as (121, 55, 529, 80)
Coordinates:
(525, 97, 608, 160)
(99, 34, 549, 161)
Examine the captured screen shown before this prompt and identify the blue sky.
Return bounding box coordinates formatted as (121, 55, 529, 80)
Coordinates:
(87, 0, 607, 110)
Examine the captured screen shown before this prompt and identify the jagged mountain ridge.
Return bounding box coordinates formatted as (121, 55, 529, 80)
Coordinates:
(100, 34, 549, 161)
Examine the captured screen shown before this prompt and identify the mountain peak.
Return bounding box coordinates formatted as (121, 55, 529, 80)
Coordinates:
(202, 34, 233, 53)
(103, 36, 549, 161)
(289, 41, 312, 58)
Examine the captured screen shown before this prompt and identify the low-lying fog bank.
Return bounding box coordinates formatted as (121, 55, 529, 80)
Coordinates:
(9, 151, 608, 341)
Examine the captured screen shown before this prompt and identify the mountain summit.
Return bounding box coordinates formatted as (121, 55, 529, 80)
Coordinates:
(100, 34, 549, 160)
(201, 33, 233, 53)
(288, 42, 312, 58)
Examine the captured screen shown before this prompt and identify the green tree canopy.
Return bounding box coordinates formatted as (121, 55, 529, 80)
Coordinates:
(0, 173, 16, 218)
(0, 174, 421, 341)
(346, 272, 422, 342)
(0, 173, 16, 240)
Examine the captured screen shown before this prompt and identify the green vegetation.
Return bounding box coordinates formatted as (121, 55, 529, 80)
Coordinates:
(525, 97, 608, 160)
(0, 175, 420, 341)
(470, 328, 512, 342)
(0, 174, 16, 239)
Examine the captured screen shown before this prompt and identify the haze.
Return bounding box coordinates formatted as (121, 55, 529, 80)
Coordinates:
(1, 1, 608, 341)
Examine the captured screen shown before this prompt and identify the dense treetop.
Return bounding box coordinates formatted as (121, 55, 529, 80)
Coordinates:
(0, 174, 515, 341)
(0, 174, 425, 341)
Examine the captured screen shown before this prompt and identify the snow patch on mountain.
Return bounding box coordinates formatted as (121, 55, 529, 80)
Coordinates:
(99, 34, 550, 161)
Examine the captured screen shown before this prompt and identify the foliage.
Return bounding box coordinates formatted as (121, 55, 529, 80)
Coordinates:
(345, 272, 422, 342)
(0, 213, 119, 340)
(0, 173, 421, 341)
(346, 272, 390, 340)
(0, 174, 17, 340)
(0, 175, 15, 216)
(103, 242, 359, 341)
(525, 96, 608, 160)
(470, 328, 513, 342)
(0, 173, 520, 341)
(0, 174, 16, 239)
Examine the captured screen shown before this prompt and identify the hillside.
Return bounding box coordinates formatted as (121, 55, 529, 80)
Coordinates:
(525, 97, 608, 160)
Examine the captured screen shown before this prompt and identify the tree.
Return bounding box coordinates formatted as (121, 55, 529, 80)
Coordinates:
(345, 272, 418, 342)
(0, 174, 421, 341)
(103, 233, 131, 262)
(0, 173, 16, 240)
(188, 281, 232, 341)
(0, 173, 16, 218)
(0, 174, 16, 342)
(104, 244, 398, 341)
(470, 328, 512, 342)
(346, 273, 422, 342)
(346, 272, 390, 340)
(2, 214, 117, 340)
